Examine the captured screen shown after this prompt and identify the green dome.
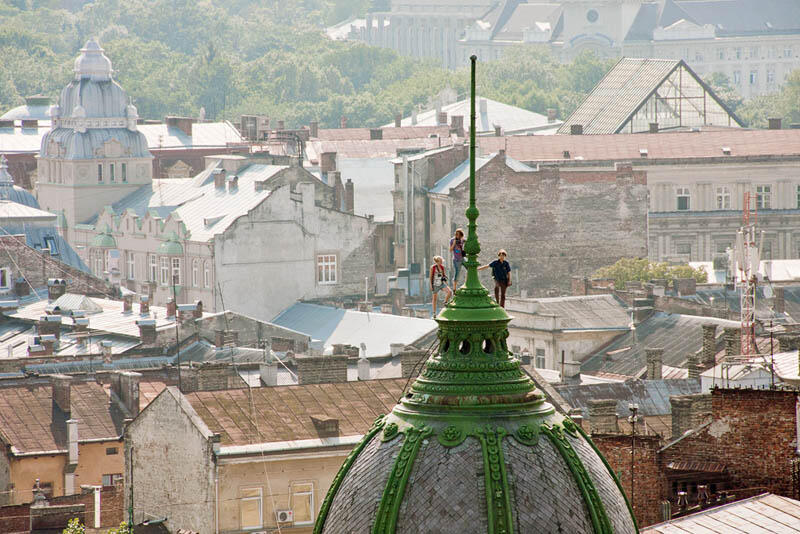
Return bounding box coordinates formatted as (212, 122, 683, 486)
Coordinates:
(91, 226, 116, 248)
(158, 232, 183, 255)
(315, 57, 637, 534)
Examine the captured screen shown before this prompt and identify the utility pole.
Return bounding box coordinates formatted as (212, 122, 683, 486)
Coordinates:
(628, 403, 639, 515)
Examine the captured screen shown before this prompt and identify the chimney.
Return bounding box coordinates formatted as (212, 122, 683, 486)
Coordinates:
(295, 354, 348, 384)
(632, 298, 654, 323)
(136, 318, 156, 344)
(547, 108, 557, 123)
(38, 315, 62, 340)
(122, 293, 133, 313)
(687, 354, 701, 379)
(47, 278, 67, 301)
(21, 119, 38, 129)
(400, 348, 427, 378)
(311, 416, 340, 438)
(259, 361, 278, 387)
(139, 295, 150, 315)
(587, 399, 618, 434)
(14, 278, 29, 297)
(369, 128, 383, 140)
(394, 113, 402, 128)
(214, 169, 226, 189)
(494, 124, 502, 137)
(320, 152, 337, 174)
(570, 124, 583, 135)
(649, 122, 659, 133)
(437, 111, 448, 125)
(357, 354, 370, 380)
(389, 288, 406, 315)
(113, 371, 141, 417)
(670, 394, 711, 438)
(768, 117, 782, 130)
(227, 174, 238, 191)
(165, 116, 195, 137)
(345, 179, 354, 214)
(67, 419, 78, 466)
(701, 324, 717, 368)
(340, 116, 348, 129)
(101, 340, 113, 363)
(193, 300, 203, 319)
(51, 374, 72, 415)
(181, 362, 239, 392)
(73, 316, 89, 334)
(214, 329, 225, 348)
(674, 278, 696, 296)
(774, 287, 785, 314)
(645, 348, 664, 380)
(166, 297, 176, 319)
(479, 98, 488, 114)
(723, 327, 741, 357)
(310, 120, 319, 138)
(276, 119, 285, 131)
(450, 115, 464, 136)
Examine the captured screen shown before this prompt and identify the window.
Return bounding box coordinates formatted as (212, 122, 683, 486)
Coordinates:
(0, 268, 11, 289)
(763, 240, 773, 260)
(785, 46, 793, 58)
(121, 163, 127, 182)
(101, 474, 123, 487)
(106, 447, 118, 455)
(97, 164, 103, 182)
(317, 254, 337, 284)
(676, 243, 691, 255)
(695, 50, 703, 62)
(110, 163, 115, 182)
(192, 260, 199, 287)
(749, 70, 758, 85)
(291, 482, 314, 525)
(716, 187, 731, 209)
(204, 261, 211, 288)
(395, 211, 404, 242)
(756, 185, 772, 209)
(240, 487, 263, 529)
(127, 252, 135, 280)
(796, 185, 800, 208)
(441, 204, 446, 227)
(149, 254, 157, 282)
(171, 257, 182, 286)
(160, 257, 169, 285)
(535, 348, 545, 369)
(733, 70, 741, 84)
(767, 69, 776, 84)
(430, 200, 436, 223)
(716, 242, 731, 254)
(735, 47, 742, 59)
(43, 236, 58, 255)
(750, 46, 759, 59)
(676, 187, 690, 210)
(717, 48, 725, 60)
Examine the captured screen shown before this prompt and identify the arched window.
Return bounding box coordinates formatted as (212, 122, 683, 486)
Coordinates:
(204, 261, 211, 288)
(192, 260, 199, 287)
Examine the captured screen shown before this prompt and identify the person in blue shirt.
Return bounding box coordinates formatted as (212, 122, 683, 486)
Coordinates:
(478, 249, 511, 308)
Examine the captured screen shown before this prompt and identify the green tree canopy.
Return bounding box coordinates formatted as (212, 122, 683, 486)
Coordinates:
(593, 258, 708, 289)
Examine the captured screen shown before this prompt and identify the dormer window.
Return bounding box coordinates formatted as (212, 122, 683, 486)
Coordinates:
(0, 268, 10, 290)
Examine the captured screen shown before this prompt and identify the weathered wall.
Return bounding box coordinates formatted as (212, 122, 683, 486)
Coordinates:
(195, 311, 311, 351)
(125, 389, 216, 533)
(449, 157, 648, 296)
(0, 450, 10, 506)
(0, 485, 123, 530)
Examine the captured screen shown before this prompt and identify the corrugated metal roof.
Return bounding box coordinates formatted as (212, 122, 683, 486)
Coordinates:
(558, 58, 681, 135)
(643, 493, 800, 533)
(0, 201, 57, 222)
(509, 294, 631, 330)
(581, 312, 739, 377)
(271, 303, 437, 357)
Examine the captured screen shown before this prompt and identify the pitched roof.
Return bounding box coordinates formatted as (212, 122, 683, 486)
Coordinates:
(642, 493, 800, 533)
(271, 303, 437, 358)
(0, 381, 123, 454)
(184, 378, 407, 446)
(581, 312, 739, 377)
(136, 121, 244, 149)
(479, 128, 800, 162)
(315, 126, 452, 141)
(508, 294, 631, 330)
(305, 137, 451, 163)
(675, 0, 800, 36)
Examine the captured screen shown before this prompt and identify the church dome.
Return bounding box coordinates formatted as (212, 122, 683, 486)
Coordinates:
(315, 57, 637, 534)
(0, 95, 52, 121)
(73, 39, 112, 81)
(57, 40, 128, 119)
(0, 156, 40, 209)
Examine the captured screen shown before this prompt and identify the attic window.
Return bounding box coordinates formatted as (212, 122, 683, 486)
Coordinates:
(639, 148, 648, 158)
(563, 150, 571, 159)
(722, 147, 731, 155)
(204, 215, 224, 227)
(43, 236, 58, 255)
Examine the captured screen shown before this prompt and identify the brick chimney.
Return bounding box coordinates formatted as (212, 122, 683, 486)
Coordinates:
(394, 113, 402, 128)
(588, 399, 618, 434)
(645, 348, 663, 380)
(723, 327, 741, 357)
(214, 169, 226, 189)
(768, 117, 782, 130)
(320, 152, 337, 176)
(122, 293, 133, 313)
(670, 394, 711, 438)
(774, 287, 785, 314)
(39, 334, 57, 355)
(570, 124, 583, 135)
(311, 416, 340, 438)
(136, 318, 156, 344)
(38, 315, 62, 340)
(51, 374, 72, 416)
(400, 348, 426, 378)
(369, 128, 383, 140)
(494, 124, 502, 136)
(181, 362, 241, 392)
(345, 179, 354, 214)
(547, 108, 557, 122)
(166, 297, 176, 319)
(687, 354, 702, 379)
(47, 278, 67, 301)
(340, 116, 348, 129)
(674, 278, 696, 296)
(14, 278, 29, 297)
(111, 371, 141, 417)
(139, 295, 150, 315)
(165, 116, 195, 137)
(701, 324, 717, 368)
(295, 354, 347, 384)
(73, 316, 89, 334)
(309, 120, 319, 138)
(450, 115, 464, 136)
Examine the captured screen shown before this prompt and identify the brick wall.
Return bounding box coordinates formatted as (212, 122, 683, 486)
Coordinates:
(448, 157, 648, 295)
(0, 235, 110, 297)
(593, 434, 665, 528)
(295, 354, 348, 384)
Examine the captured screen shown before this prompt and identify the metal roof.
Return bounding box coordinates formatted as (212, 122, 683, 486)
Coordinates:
(0, 200, 57, 222)
(137, 121, 244, 149)
(429, 155, 492, 194)
(509, 294, 631, 330)
(581, 312, 739, 377)
(643, 493, 800, 533)
(271, 303, 437, 358)
(674, 0, 800, 36)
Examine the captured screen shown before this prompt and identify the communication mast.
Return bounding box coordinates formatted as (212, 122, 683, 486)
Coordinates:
(735, 191, 761, 357)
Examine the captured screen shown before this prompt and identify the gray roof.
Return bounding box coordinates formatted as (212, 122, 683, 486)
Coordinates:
(554, 378, 701, 419)
(0, 103, 51, 121)
(674, 0, 800, 36)
(40, 126, 151, 160)
(59, 77, 128, 119)
(516, 294, 631, 330)
(581, 312, 738, 377)
(271, 303, 437, 358)
(429, 155, 492, 194)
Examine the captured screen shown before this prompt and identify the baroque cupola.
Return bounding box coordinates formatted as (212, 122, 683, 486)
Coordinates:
(314, 57, 638, 534)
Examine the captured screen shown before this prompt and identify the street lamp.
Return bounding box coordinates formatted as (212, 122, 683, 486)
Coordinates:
(628, 403, 639, 515)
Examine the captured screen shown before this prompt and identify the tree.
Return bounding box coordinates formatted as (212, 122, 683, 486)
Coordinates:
(703, 72, 743, 112)
(62, 518, 85, 534)
(593, 257, 708, 289)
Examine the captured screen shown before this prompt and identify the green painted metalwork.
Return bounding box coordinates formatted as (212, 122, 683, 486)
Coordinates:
(91, 225, 116, 248)
(158, 231, 183, 255)
(542, 422, 614, 534)
(476, 426, 514, 534)
(313, 416, 386, 534)
(372, 425, 433, 534)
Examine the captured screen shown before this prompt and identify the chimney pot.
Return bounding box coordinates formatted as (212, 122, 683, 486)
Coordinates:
(768, 117, 782, 130)
(494, 124, 502, 137)
(310, 120, 319, 138)
(547, 108, 557, 122)
(649, 122, 659, 133)
(394, 113, 402, 127)
(47, 278, 67, 301)
(340, 116, 348, 129)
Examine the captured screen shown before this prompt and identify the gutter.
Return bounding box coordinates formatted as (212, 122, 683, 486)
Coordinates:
(216, 434, 363, 457)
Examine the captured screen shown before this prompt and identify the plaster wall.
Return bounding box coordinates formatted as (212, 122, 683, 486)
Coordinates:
(507, 326, 621, 371)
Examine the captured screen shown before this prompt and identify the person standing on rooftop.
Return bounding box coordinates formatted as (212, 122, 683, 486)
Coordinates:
(449, 228, 465, 290)
(479, 249, 511, 308)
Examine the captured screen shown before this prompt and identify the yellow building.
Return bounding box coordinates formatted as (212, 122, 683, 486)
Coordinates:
(125, 378, 407, 533)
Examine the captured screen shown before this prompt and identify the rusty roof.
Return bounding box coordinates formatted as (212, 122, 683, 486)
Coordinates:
(0, 381, 123, 454)
(665, 460, 726, 473)
(479, 129, 800, 163)
(184, 378, 407, 446)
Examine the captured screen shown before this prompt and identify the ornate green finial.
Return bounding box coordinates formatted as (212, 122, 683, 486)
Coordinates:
(402, 55, 541, 410)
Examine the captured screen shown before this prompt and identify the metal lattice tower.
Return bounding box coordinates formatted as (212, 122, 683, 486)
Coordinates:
(736, 192, 759, 357)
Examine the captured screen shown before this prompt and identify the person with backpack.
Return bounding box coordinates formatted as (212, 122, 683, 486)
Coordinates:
(430, 255, 452, 316)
